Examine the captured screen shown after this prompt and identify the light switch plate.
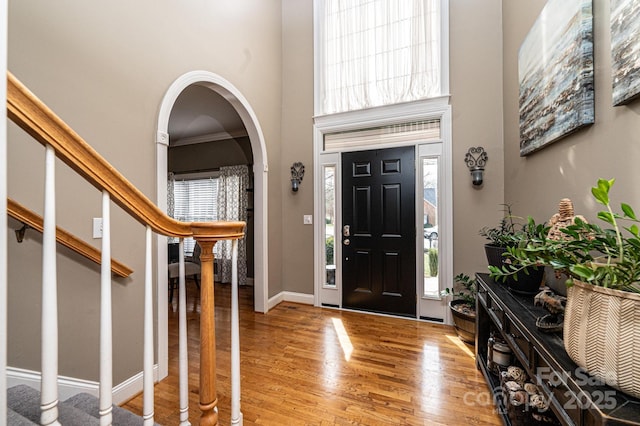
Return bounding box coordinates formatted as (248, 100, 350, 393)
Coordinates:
(93, 217, 103, 239)
(303, 215, 313, 225)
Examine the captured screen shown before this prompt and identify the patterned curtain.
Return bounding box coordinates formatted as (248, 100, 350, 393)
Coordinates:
(167, 172, 178, 243)
(216, 165, 248, 285)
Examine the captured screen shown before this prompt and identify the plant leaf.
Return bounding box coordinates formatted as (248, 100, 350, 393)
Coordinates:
(622, 203, 637, 220)
(597, 211, 615, 225)
(592, 187, 608, 205)
(570, 264, 595, 281)
(592, 179, 613, 205)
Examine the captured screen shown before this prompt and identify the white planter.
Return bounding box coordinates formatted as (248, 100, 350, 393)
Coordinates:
(564, 280, 640, 399)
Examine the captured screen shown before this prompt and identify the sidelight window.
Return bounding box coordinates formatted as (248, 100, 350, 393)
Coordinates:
(422, 157, 439, 297)
(324, 165, 337, 288)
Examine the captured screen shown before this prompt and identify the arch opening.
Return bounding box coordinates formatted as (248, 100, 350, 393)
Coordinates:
(156, 70, 269, 379)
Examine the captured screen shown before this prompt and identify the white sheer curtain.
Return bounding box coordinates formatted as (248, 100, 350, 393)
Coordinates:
(319, 0, 441, 114)
(216, 165, 248, 286)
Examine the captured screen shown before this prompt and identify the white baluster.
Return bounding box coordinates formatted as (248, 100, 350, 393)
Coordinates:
(41, 145, 60, 426)
(178, 239, 190, 425)
(143, 226, 155, 425)
(99, 190, 113, 426)
(231, 238, 242, 425)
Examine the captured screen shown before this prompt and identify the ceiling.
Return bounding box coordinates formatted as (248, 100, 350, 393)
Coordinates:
(168, 84, 247, 147)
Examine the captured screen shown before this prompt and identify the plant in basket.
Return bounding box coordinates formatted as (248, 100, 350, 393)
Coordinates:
(479, 204, 547, 295)
(441, 273, 477, 344)
(489, 178, 640, 400)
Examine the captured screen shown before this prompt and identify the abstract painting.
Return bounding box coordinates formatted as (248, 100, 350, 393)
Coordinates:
(518, 0, 594, 156)
(611, 0, 640, 106)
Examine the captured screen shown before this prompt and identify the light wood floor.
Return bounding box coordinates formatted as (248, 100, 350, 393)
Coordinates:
(122, 280, 502, 425)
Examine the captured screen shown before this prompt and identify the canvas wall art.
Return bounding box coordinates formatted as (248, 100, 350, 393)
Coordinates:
(518, 0, 594, 156)
(611, 0, 640, 106)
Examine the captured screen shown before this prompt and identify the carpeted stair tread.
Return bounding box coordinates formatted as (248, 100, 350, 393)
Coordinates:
(64, 392, 147, 426)
(8, 385, 99, 425)
(8, 408, 37, 425)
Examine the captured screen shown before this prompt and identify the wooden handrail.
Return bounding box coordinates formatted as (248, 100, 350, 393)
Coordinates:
(7, 71, 245, 425)
(7, 198, 133, 278)
(6, 72, 245, 240)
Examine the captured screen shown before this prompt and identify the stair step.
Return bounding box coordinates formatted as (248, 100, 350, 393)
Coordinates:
(8, 385, 99, 425)
(8, 384, 153, 425)
(8, 407, 37, 425)
(64, 392, 146, 426)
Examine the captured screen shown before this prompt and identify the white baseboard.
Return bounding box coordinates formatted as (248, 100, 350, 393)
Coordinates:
(7, 367, 98, 402)
(7, 365, 159, 406)
(112, 365, 159, 405)
(268, 291, 314, 310)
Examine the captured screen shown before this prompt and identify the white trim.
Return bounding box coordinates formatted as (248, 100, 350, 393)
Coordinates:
(112, 366, 159, 406)
(7, 367, 98, 401)
(6, 366, 159, 406)
(267, 292, 284, 310)
(156, 70, 270, 379)
(314, 97, 450, 136)
(268, 291, 315, 310)
(172, 170, 220, 181)
(172, 129, 248, 147)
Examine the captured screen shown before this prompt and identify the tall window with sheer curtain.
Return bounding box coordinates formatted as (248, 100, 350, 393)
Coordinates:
(317, 0, 442, 115)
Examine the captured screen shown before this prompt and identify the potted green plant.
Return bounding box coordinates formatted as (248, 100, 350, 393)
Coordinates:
(489, 178, 640, 400)
(441, 273, 477, 344)
(479, 204, 545, 295)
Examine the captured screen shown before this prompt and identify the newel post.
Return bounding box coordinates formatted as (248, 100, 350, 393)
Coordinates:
(193, 238, 219, 426)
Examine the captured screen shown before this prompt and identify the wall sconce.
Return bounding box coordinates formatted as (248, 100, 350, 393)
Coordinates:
(464, 147, 488, 186)
(291, 162, 305, 192)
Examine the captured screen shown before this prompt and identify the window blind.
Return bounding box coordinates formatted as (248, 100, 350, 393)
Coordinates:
(173, 177, 219, 255)
(324, 119, 440, 151)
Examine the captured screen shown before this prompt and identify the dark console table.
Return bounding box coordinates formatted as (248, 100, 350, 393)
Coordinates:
(475, 273, 640, 425)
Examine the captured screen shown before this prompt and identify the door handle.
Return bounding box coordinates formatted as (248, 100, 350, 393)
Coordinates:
(343, 225, 350, 237)
(343, 239, 350, 246)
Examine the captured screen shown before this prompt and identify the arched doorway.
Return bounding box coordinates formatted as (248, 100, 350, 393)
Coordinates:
(156, 71, 269, 379)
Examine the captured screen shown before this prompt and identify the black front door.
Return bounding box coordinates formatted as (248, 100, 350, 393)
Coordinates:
(342, 146, 416, 317)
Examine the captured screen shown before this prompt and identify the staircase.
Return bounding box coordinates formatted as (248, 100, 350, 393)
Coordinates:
(4, 71, 246, 425)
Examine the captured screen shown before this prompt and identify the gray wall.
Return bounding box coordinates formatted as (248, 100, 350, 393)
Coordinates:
(450, 0, 506, 278)
(168, 138, 252, 174)
(280, 0, 315, 295)
(502, 1, 640, 235)
(7, 0, 283, 383)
